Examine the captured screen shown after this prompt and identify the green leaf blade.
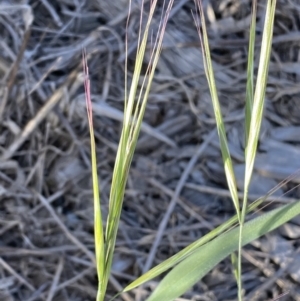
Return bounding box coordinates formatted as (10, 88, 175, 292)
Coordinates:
(244, 0, 257, 146)
(103, 0, 175, 295)
(146, 201, 300, 301)
(244, 0, 277, 189)
(122, 197, 265, 293)
(193, 0, 240, 220)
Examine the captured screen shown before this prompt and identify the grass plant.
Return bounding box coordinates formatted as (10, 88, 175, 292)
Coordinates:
(83, 1, 300, 300)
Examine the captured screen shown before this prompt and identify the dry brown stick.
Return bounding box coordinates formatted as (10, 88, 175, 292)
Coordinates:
(184, 183, 297, 204)
(28, 57, 63, 96)
(0, 27, 31, 122)
(109, 275, 134, 301)
(270, 292, 290, 301)
(6, 28, 31, 94)
(55, 267, 93, 292)
(36, 194, 132, 301)
(0, 257, 35, 292)
(53, 108, 90, 168)
(0, 221, 19, 236)
(36, 193, 95, 264)
(117, 0, 188, 63)
(243, 249, 299, 301)
(142, 129, 217, 273)
(146, 177, 214, 229)
(79, 101, 177, 148)
(46, 257, 64, 301)
(0, 246, 78, 257)
(0, 68, 78, 162)
(107, 0, 151, 27)
(30, 189, 66, 215)
(0, 87, 8, 121)
(39, 0, 62, 27)
(134, 129, 217, 300)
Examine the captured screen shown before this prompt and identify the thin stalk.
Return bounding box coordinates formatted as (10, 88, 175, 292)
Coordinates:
(82, 50, 105, 301)
(238, 1, 277, 300)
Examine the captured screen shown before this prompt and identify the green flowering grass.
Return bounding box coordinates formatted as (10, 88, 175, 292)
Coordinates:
(83, 1, 300, 300)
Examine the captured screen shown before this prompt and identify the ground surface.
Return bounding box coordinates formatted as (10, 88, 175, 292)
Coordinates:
(0, 0, 300, 300)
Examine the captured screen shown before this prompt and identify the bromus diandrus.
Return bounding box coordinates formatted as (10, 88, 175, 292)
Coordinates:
(83, 0, 300, 300)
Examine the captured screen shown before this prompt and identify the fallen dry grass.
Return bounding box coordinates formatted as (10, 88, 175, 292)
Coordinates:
(0, 1, 300, 300)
